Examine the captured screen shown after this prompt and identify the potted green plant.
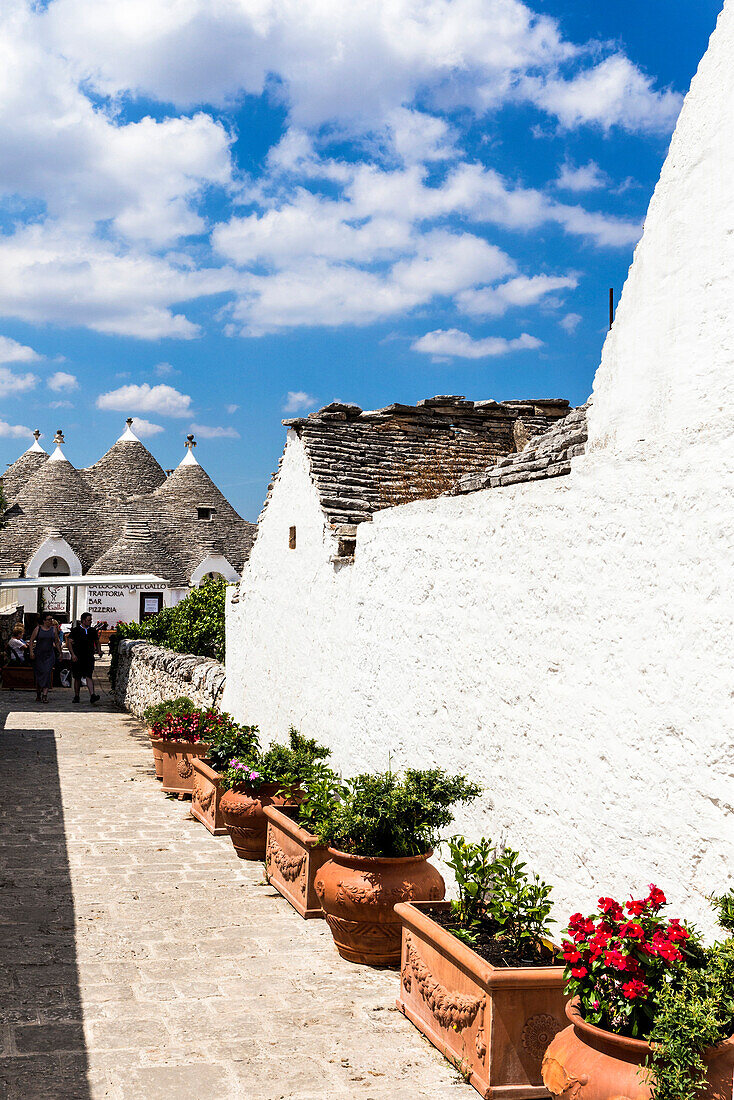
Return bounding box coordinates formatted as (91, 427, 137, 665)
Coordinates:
(542, 888, 734, 1100)
(264, 765, 347, 919)
(314, 769, 480, 967)
(191, 716, 260, 835)
(395, 836, 565, 1098)
(219, 728, 330, 860)
(143, 697, 194, 780)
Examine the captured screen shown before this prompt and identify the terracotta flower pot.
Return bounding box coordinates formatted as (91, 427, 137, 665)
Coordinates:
(263, 806, 330, 919)
(190, 758, 228, 835)
(219, 784, 295, 860)
(155, 739, 211, 797)
(542, 998, 734, 1100)
(395, 900, 566, 1099)
(148, 728, 163, 780)
(314, 848, 445, 967)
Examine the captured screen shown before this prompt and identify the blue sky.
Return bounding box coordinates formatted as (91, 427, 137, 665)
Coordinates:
(0, 0, 723, 517)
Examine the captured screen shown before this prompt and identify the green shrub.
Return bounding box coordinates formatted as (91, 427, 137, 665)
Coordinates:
(317, 768, 480, 858)
(445, 836, 554, 957)
(219, 727, 331, 796)
(115, 578, 227, 663)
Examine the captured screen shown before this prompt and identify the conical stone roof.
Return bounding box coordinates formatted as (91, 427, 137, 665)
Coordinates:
(7, 434, 103, 569)
(2, 430, 48, 502)
(90, 518, 186, 585)
(82, 420, 166, 499)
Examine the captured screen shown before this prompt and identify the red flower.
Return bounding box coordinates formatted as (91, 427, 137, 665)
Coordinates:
(618, 921, 645, 940)
(666, 920, 689, 942)
(625, 898, 646, 916)
(598, 897, 624, 920)
(570, 966, 588, 979)
(622, 979, 649, 1000)
(604, 948, 629, 971)
(646, 885, 666, 910)
(562, 942, 584, 964)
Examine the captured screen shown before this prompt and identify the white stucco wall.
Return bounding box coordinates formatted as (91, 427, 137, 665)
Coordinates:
(224, 2, 734, 936)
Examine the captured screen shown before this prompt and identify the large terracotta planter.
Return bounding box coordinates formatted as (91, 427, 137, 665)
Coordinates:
(263, 806, 330, 919)
(149, 728, 163, 780)
(155, 739, 211, 796)
(314, 848, 445, 967)
(219, 784, 295, 860)
(395, 900, 566, 1098)
(542, 998, 734, 1100)
(190, 758, 228, 835)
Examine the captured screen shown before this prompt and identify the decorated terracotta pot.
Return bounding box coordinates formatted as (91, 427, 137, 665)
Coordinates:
(219, 784, 295, 860)
(264, 805, 330, 919)
(149, 728, 163, 780)
(155, 739, 211, 796)
(190, 758, 228, 835)
(542, 998, 734, 1100)
(314, 848, 445, 967)
(396, 900, 566, 1098)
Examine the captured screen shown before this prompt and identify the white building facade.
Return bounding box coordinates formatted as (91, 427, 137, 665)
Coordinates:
(224, 1, 734, 936)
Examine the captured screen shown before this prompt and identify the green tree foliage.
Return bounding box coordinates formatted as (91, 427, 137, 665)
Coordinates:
(317, 768, 481, 858)
(116, 578, 227, 661)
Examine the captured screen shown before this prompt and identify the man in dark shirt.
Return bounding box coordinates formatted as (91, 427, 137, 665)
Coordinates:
(67, 613, 102, 704)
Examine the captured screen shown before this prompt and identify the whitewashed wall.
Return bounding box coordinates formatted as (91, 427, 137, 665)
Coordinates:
(224, 2, 734, 936)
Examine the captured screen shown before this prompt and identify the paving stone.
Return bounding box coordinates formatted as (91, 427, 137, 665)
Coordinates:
(0, 679, 465, 1099)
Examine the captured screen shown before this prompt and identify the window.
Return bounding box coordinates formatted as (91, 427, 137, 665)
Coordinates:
(289, 526, 297, 550)
(197, 507, 214, 521)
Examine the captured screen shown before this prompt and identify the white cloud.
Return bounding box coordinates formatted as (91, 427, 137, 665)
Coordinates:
(0, 335, 41, 364)
(41, 0, 676, 137)
(521, 55, 682, 134)
(154, 362, 178, 377)
(0, 367, 37, 396)
(556, 161, 608, 192)
(189, 422, 240, 439)
(0, 420, 33, 439)
(130, 416, 164, 437)
(49, 399, 73, 409)
(226, 403, 239, 414)
(560, 312, 582, 333)
(48, 370, 78, 392)
(457, 274, 578, 317)
(412, 329, 543, 360)
(97, 383, 192, 417)
(283, 391, 316, 414)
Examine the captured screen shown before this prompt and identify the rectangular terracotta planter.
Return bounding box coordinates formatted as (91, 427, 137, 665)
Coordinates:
(395, 901, 566, 1100)
(263, 805, 330, 919)
(154, 739, 211, 796)
(190, 757, 228, 835)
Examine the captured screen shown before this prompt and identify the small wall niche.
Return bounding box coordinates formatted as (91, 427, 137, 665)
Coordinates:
(289, 526, 297, 550)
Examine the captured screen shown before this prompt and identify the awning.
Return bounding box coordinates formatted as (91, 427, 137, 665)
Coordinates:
(0, 574, 168, 589)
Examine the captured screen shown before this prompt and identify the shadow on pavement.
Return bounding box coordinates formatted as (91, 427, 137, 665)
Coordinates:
(0, 711, 91, 1100)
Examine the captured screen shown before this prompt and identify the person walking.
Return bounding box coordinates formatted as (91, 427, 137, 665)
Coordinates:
(67, 613, 102, 704)
(29, 613, 62, 703)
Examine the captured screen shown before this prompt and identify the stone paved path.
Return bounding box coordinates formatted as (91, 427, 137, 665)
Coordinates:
(0, 676, 466, 1100)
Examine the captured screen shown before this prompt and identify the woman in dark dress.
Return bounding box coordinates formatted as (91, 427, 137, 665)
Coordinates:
(29, 614, 62, 703)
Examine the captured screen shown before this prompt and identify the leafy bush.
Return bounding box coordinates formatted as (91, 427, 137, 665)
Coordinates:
(116, 578, 227, 662)
(219, 727, 331, 796)
(560, 887, 702, 1039)
(144, 698, 251, 746)
(296, 764, 349, 836)
(648, 897, 734, 1100)
(445, 836, 554, 958)
(707, 890, 734, 935)
(317, 768, 480, 858)
(206, 721, 260, 773)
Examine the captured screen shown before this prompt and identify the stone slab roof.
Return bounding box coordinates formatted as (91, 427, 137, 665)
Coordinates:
(272, 395, 571, 530)
(453, 403, 589, 494)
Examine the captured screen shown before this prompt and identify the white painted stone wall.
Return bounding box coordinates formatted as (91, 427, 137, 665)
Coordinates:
(224, 1, 734, 936)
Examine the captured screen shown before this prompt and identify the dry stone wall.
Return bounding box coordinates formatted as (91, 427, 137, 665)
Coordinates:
(113, 639, 225, 718)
